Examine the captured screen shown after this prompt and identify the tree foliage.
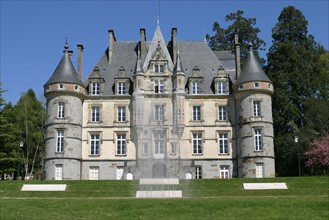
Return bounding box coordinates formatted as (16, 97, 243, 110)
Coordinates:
(304, 133, 329, 175)
(207, 10, 266, 65)
(14, 89, 45, 179)
(266, 6, 328, 176)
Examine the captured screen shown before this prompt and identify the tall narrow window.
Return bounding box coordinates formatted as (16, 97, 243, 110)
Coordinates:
(219, 133, 228, 154)
(218, 106, 227, 121)
(91, 83, 100, 95)
(192, 81, 200, 94)
(256, 163, 264, 178)
(195, 166, 202, 179)
(91, 106, 100, 122)
(193, 106, 201, 121)
(217, 81, 226, 94)
(154, 80, 164, 94)
(253, 100, 261, 117)
(193, 133, 202, 154)
(143, 143, 148, 155)
(116, 134, 126, 155)
(56, 130, 64, 153)
(154, 133, 165, 157)
(154, 105, 164, 121)
(58, 102, 65, 118)
(117, 106, 126, 122)
(254, 128, 262, 151)
(117, 82, 126, 95)
(90, 134, 100, 155)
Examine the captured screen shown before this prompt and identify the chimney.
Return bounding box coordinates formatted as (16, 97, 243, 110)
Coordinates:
(171, 27, 177, 65)
(140, 28, 146, 63)
(234, 33, 241, 79)
(77, 44, 84, 80)
(108, 29, 116, 63)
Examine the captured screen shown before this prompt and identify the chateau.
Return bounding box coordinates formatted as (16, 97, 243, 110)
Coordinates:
(43, 24, 275, 180)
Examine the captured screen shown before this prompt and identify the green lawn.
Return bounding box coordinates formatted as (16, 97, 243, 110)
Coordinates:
(1, 176, 328, 219)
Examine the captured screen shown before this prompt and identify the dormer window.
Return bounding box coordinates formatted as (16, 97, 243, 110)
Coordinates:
(117, 82, 126, 95)
(188, 66, 203, 95)
(217, 81, 227, 94)
(154, 64, 164, 73)
(91, 83, 100, 95)
(192, 81, 201, 94)
(114, 66, 130, 95)
(213, 66, 229, 95)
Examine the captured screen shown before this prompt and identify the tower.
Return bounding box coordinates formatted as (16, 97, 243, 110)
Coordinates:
(234, 45, 275, 178)
(43, 42, 85, 180)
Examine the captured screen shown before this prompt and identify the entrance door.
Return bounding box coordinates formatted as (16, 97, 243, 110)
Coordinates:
(116, 167, 124, 180)
(256, 163, 264, 178)
(55, 164, 63, 180)
(152, 163, 167, 178)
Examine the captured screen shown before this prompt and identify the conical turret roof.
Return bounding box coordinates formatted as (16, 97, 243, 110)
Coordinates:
(235, 45, 271, 85)
(44, 43, 84, 87)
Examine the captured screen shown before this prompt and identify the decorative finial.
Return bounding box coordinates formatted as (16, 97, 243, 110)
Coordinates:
(248, 42, 253, 51)
(157, 0, 160, 25)
(64, 30, 69, 51)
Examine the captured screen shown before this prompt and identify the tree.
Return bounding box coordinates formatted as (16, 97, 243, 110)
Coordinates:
(14, 89, 45, 179)
(207, 10, 266, 65)
(304, 133, 329, 175)
(266, 6, 327, 176)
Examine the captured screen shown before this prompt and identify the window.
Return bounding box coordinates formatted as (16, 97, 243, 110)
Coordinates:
(254, 128, 262, 151)
(193, 133, 202, 154)
(220, 166, 229, 179)
(154, 105, 164, 121)
(59, 84, 64, 90)
(219, 133, 229, 154)
(91, 82, 100, 95)
(117, 106, 126, 122)
(154, 80, 164, 94)
(55, 164, 63, 180)
(56, 130, 64, 153)
(143, 143, 148, 155)
(154, 133, 165, 157)
(89, 167, 99, 180)
(193, 106, 201, 121)
(58, 102, 65, 118)
(218, 106, 227, 121)
(154, 64, 164, 73)
(254, 82, 259, 88)
(90, 134, 100, 155)
(217, 81, 226, 94)
(117, 82, 126, 95)
(91, 106, 100, 122)
(192, 81, 200, 94)
(195, 166, 202, 179)
(116, 134, 126, 155)
(170, 143, 176, 154)
(253, 100, 261, 117)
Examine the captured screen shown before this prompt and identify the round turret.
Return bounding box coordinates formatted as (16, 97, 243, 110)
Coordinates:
(43, 42, 85, 180)
(234, 45, 275, 178)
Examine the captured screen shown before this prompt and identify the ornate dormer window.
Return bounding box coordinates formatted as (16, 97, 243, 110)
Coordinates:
(188, 66, 203, 95)
(114, 66, 130, 95)
(88, 67, 104, 95)
(213, 66, 229, 95)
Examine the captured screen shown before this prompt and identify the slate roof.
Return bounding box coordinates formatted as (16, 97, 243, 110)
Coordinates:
(235, 46, 272, 85)
(45, 44, 84, 87)
(86, 27, 238, 95)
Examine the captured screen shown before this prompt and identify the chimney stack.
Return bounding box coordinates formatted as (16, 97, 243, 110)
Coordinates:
(108, 29, 116, 63)
(171, 27, 177, 65)
(234, 33, 241, 80)
(140, 28, 146, 63)
(77, 44, 84, 80)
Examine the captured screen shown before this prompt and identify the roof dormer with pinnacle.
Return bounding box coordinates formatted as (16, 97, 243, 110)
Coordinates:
(142, 24, 174, 72)
(44, 41, 85, 97)
(234, 44, 273, 94)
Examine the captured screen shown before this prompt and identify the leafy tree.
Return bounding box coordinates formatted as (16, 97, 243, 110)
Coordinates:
(266, 6, 328, 176)
(14, 89, 45, 179)
(207, 10, 266, 65)
(304, 133, 329, 175)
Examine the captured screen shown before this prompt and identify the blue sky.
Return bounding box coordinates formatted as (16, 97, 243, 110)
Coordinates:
(1, 0, 328, 105)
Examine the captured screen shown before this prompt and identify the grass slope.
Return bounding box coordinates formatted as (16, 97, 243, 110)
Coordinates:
(1, 176, 328, 219)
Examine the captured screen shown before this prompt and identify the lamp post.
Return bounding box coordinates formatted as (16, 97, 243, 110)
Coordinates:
(18, 142, 24, 180)
(294, 137, 301, 176)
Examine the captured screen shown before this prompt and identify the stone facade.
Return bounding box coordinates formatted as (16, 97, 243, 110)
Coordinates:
(43, 25, 275, 180)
